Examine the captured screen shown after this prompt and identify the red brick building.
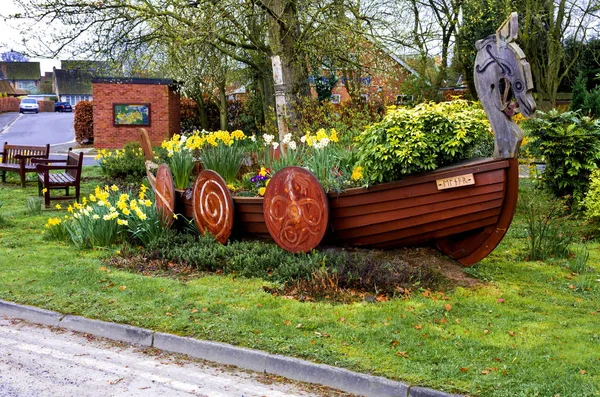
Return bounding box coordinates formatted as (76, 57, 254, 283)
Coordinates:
(311, 44, 419, 105)
(92, 78, 180, 149)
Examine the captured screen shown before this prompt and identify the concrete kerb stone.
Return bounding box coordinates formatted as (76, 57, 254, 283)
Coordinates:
(0, 301, 62, 327)
(153, 332, 269, 374)
(265, 354, 410, 397)
(59, 315, 153, 346)
(409, 386, 464, 397)
(0, 300, 462, 397)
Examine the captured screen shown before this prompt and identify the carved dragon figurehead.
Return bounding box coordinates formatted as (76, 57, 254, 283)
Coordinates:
(474, 12, 536, 158)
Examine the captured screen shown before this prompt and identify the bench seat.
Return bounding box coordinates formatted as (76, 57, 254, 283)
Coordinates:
(33, 150, 84, 208)
(0, 142, 50, 187)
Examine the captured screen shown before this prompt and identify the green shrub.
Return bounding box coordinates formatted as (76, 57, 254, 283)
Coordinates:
(97, 142, 146, 183)
(355, 100, 492, 185)
(582, 169, 600, 222)
(570, 73, 588, 113)
(519, 186, 575, 261)
(74, 100, 93, 143)
(522, 110, 600, 207)
(295, 98, 384, 145)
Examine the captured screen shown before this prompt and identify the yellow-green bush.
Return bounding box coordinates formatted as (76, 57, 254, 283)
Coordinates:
(355, 100, 492, 184)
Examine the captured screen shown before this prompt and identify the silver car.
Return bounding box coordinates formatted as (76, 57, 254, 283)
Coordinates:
(19, 98, 39, 114)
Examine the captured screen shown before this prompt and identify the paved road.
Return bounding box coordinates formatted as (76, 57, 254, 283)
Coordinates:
(0, 317, 340, 397)
(0, 112, 99, 165)
(0, 112, 75, 146)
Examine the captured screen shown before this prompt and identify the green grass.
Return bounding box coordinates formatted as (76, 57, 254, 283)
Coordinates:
(0, 167, 599, 396)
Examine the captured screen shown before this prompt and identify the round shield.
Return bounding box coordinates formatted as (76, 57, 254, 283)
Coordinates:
(263, 166, 329, 253)
(192, 170, 234, 244)
(154, 164, 176, 228)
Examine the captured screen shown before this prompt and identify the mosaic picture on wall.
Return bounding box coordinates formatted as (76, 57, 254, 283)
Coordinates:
(113, 103, 151, 126)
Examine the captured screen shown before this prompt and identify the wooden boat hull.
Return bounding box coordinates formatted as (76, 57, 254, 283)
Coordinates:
(325, 157, 518, 265)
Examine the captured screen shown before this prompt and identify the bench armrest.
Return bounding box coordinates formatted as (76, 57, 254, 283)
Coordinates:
(31, 158, 67, 164)
(36, 164, 80, 172)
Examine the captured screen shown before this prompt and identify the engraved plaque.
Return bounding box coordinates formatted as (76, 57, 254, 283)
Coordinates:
(436, 174, 475, 190)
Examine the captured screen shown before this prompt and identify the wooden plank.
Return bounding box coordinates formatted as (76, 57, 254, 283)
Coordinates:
(236, 212, 265, 223)
(328, 158, 509, 200)
(336, 208, 501, 247)
(331, 191, 505, 231)
(330, 182, 504, 219)
(370, 215, 500, 248)
(328, 169, 506, 209)
(332, 198, 504, 240)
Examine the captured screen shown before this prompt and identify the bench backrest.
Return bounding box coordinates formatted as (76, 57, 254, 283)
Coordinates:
(139, 128, 155, 161)
(2, 142, 50, 166)
(66, 150, 84, 179)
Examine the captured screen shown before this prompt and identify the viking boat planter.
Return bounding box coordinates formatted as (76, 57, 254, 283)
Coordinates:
(146, 13, 535, 266)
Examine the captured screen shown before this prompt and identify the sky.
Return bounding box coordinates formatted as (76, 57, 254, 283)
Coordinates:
(1, 1, 62, 73)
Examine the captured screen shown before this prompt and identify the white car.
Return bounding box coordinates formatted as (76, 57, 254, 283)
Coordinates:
(19, 98, 39, 114)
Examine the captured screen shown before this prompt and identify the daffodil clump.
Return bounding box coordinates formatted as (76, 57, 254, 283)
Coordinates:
(45, 184, 165, 248)
(263, 133, 304, 173)
(162, 134, 196, 189)
(301, 128, 345, 190)
(190, 130, 247, 184)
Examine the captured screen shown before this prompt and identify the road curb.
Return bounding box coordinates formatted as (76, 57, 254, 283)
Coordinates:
(60, 315, 153, 346)
(0, 300, 462, 397)
(0, 300, 62, 327)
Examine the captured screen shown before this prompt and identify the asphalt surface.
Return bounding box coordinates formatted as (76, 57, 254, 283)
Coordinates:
(0, 317, 338, 397)
(0, 112, 97, 165)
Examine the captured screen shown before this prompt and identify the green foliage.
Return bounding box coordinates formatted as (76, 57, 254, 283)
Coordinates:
(97, 142, 147, 184)
(125, 187, 168, 246)
(522, 110, 600, 207)
(295, 98, 383, 144)
(145, 233, 325, 283)
(570, 73, 588, 112)
(519, 186, 574, 261)
(570, 73, 600, 118)
(26, 197, 42, 216)
(568, 246, 590, 274)
(582, 169, 600, 222)
(355, 100, 491, 185)
(168, 147, 195, 189)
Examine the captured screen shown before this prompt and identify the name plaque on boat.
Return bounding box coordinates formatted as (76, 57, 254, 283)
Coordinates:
(436, 174, 475, 190)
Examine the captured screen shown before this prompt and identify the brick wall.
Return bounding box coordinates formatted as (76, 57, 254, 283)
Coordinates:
(0, 97, 19, 112)
(92, 80, 180, 149)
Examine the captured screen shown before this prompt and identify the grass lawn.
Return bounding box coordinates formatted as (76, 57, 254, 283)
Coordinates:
(0, 167, 599, 396)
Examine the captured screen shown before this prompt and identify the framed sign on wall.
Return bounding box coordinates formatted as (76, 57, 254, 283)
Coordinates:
(113, 103, 151, 126)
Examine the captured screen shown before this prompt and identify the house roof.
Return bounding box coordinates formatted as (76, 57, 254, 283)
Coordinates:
(0, 79, 16, 95)
(0, 62, 41, 80)
(92, 77, 179, 86)
(55, 68, 94, 95)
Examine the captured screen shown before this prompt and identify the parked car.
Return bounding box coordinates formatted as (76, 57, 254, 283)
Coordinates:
(19, 98, 39, 114)
(54, 102, 73, 112)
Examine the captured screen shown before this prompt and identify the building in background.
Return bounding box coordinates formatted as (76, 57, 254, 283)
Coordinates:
(0, 61, 41, 94)
(53, 67, 94, 107)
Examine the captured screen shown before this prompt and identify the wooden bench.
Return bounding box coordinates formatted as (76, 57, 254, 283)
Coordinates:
(32, 149, 84, 208)
(0, 142, 50, 187)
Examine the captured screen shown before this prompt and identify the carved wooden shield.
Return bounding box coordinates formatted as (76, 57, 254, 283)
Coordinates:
(263, 166, 329, 253)
(154, 164, 176, 228)
(192, 170, 234, 244)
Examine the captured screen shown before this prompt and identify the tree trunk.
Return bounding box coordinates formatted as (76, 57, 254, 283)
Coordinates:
(195, 93, 209, 130)
(267, 0, 310, 129)
(218, 80, 228, 130)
